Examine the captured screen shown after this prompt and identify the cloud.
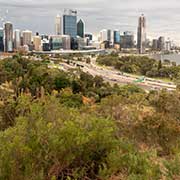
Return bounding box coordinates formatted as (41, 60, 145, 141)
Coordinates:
(0, 0, 180, 43)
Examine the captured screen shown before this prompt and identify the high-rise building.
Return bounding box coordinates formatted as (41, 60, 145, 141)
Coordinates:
(61, 35, 71, 50)
(107, 29, 111, 43)
(152, 39, 158, 50)
(77, 36, 86, 50)
(165, 40, 171, 51)
(49, 35, 63, 50)
(113, 30, 120, 44)
(4, 22, 13, 52)
(99, 29, 108, 42)
(158, 36, 165, 51)
(137, 14, 146, 54)
(63, 9, 77, 39)
(77, 19, 84, 38)
(0, 28, 4, 52)
(33, 35, 41, 51)
(49, 35, 71, 50)
(14, 29, 21, 50)
(99, 29, 112, 44)
(22, 30, 32, 46)
(120, 31, 134, 49)
(55, 14, 61, 35)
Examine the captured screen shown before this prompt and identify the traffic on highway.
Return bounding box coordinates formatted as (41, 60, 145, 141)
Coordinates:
(49, 56, 177, 91)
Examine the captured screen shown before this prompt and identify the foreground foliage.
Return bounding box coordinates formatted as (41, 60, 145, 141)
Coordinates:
(1, 55, 180, 179)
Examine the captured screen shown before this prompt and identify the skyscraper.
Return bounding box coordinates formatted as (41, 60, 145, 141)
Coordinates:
(137, 14, 146, 54)
(63, 9, 77, 38)
(77, 19, 84, 38)
(33, 35, 41, 51)
(22, 30, 32, 46)
(99, 29, 108, 42)
(121, 31, 134, 49)
(113, 30, 120, 44)
(107, 29, 111, 42)
(4, 22, 13, 52)
(0, 28, 4, 52)
(158, 36, 165, 51)
(55, 14, 61, 35)
(152, 39, 158, 50)
(14, 29, 21, 50)
(165, 40, 171, 51)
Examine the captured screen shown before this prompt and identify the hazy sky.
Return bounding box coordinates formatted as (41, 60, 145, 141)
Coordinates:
(0, 0, 180, 43)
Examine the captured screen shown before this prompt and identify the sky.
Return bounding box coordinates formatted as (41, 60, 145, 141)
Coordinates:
(0, 0, 180, 43)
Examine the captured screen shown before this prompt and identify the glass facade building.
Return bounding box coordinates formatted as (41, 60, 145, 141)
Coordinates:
(49, 36, 63, 50)
(63, 14, 77, 39)
(77, 19, 84, 38)
(113, 30, 120, 44)
(120, 31, 134, 49)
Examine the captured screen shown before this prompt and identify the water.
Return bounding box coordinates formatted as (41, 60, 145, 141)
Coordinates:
(150, 54, 180, 65)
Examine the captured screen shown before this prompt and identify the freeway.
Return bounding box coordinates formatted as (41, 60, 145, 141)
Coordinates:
(76, 58, 176, 91)
(52, 57, 177, 91)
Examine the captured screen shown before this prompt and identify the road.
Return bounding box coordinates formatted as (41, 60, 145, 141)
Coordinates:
(52, 57, 177, 91)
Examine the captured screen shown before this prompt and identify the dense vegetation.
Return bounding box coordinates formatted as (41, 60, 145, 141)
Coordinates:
(97, 53, 180, 80)
(1, 54, 180, 179)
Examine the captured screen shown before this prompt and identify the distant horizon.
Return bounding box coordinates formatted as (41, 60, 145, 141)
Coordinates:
(0, 0, 180, 44)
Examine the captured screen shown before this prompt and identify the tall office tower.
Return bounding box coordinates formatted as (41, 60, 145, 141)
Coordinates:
(77, 19, 84, 38)
(120, 31, 134, 49)
(99, 29, 108, 42)
(137, 14, 146, 54)
(152, 39, 158, 50)
(165, 40, 171, 51)
(33, 35, 41, 51)
(63, 9, 77, 38)
(0, 28, 4, 52)
(113, 30, 120, 44)
(158, 36, 165, 51)
(22, 30, 32, 46)
(55, 14, 61, 35)
(107, 29, 111, 42)
(14, 29, 21, 50)
(4, 22, 13, 52)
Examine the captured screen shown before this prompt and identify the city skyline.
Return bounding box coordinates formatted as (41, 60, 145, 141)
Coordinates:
(0, 0, 180, 44)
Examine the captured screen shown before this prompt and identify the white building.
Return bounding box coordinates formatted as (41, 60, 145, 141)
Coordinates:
(99, 29, 108, 42)
(22, 30, 32, 46)
(137, 14, 146, 54)
(14, 29, 21, 50)
(55, 14, 62, 35)
(165, 41, 171, 51)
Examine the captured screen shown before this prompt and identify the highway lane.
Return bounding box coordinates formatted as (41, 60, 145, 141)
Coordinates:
(53, 57, 177, 91)
(73, 58, 176, 91)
